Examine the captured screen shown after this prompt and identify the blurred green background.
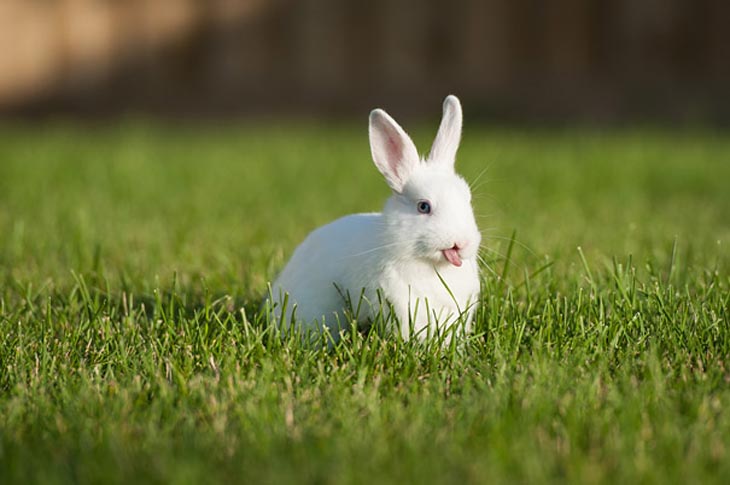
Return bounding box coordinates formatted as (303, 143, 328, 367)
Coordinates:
(1, 123, 728, 292)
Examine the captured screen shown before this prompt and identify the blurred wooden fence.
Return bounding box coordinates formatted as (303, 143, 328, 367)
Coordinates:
(1, 0, 728, 120)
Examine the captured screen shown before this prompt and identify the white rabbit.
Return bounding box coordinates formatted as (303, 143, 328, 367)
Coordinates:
(267, 95, 481, 342)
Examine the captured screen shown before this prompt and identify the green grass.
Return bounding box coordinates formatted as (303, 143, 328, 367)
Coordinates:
(0, 121, 728, 484)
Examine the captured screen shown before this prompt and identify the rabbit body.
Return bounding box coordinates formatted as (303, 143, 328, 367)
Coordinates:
(271, 212, 480, 339)
(269, 96, 481, 341)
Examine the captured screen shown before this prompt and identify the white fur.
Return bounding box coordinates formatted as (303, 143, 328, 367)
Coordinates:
(268, 96, 481, 342)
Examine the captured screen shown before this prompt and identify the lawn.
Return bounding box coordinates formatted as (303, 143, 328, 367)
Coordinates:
(0, 121, 728, 484)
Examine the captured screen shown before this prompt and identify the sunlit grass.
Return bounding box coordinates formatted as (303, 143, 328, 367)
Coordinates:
(0, 122, 728, 484)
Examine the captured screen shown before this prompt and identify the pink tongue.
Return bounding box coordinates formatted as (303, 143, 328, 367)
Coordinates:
(442, 248, 462, 267)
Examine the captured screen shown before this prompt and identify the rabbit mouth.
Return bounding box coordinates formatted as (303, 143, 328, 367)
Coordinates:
(441, 247, 462, 267)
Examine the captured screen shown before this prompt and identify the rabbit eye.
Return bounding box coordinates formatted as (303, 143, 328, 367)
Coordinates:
(417, 200, 432, 214)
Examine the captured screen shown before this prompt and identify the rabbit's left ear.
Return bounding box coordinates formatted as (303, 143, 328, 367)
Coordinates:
(369, 108, 420, 193)
(428, 95, 462, 170)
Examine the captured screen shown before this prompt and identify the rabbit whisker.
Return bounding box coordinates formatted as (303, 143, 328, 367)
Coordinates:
(483, 235, 536, 256)
(342, 241, 406, 258)
(468, 164, 492, 191)
(479, 245, 508, 261)
(476, 254, 499, 279)
(479, 244, 531, 275)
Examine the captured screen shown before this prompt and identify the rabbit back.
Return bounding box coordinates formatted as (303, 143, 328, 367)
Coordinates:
(269, 213, 386, 333)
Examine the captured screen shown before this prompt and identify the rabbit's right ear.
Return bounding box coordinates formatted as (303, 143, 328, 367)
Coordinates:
(427, 95, 462, 170)
(369, 109, 419, 193)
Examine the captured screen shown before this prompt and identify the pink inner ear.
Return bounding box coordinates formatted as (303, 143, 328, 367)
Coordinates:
(386, 134, 403, 178)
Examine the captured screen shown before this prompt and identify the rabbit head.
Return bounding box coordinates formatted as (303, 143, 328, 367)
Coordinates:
(369, 95, 481, 268)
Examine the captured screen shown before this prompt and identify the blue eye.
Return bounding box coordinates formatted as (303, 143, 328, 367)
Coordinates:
(417, 200, 432, 214)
